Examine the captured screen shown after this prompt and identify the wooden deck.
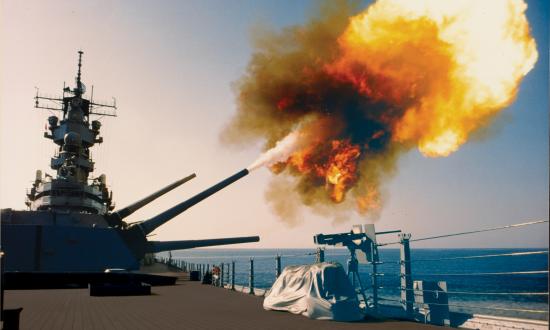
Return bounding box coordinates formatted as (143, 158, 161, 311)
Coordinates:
(4, 281, 440, 330)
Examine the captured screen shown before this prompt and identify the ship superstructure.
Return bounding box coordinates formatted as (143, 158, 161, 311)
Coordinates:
(27, 51, 116, 215)
(0, 52, 258, 273)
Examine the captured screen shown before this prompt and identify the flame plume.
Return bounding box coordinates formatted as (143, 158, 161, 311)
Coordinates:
(224, 0, 538, 224)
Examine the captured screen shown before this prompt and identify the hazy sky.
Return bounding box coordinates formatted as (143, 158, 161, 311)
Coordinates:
(1, 0, 548, 248)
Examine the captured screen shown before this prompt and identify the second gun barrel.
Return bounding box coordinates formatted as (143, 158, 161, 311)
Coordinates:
(137, 169, 249, 235)
(113, 173, 197, 220)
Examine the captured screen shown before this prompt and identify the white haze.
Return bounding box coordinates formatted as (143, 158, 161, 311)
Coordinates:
(247, 130, 302, 171)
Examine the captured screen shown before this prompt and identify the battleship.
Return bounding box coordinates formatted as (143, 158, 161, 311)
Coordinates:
(1, 52, 547, 330)
(0, 51, 259, 275)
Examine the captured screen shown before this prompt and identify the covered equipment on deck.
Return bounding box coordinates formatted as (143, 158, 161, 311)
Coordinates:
(263, 262, 364, 321)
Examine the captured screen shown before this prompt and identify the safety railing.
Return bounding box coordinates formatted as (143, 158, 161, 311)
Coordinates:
(162, 219, 548, 321)
(373, 219, 549, 321)
(160, 251, 319, 294)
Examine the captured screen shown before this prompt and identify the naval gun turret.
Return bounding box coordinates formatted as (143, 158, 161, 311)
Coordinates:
(0, 52, 259, 273)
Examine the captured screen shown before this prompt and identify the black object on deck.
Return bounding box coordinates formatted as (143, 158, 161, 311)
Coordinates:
(4, 272, 177, 289)
(89, 283, 151, 296)
(2, 307, 23, 330)
(190, 271, 200, 281)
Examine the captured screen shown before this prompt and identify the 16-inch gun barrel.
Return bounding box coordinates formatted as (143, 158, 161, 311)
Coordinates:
(147, 236, 260, 253)
(109, 173, 196, 225)
(136, 169, 249, 236)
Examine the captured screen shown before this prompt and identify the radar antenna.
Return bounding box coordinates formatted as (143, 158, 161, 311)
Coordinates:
(76, 50, 84, 96)
(34, 51, 117, 117)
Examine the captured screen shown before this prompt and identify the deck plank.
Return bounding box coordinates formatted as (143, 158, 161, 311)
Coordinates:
(5, 282, 439, 330)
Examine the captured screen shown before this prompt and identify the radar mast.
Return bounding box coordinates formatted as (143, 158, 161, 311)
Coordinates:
(28, 51, 117, 214)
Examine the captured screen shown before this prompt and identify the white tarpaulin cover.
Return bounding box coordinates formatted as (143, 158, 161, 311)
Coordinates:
(263, 262, 365, 321)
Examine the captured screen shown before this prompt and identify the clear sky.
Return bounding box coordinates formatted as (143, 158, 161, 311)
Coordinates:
(1, 0, 548, 248)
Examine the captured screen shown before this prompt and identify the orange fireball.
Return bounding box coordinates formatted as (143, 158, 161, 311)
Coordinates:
(334, 0, 538, 157)
(224, 0, 538, 221)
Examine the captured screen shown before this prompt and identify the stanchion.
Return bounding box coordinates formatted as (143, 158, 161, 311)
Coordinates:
(400, 233, 414, 317)
(225, 263, 230, 286)
(1, 250, 4, 324)
(231, 261, 235, 291)
(221, 263, 225, 288)
(275, 255, 281, 279)
(249, 258, 255, 295)
(316, 248, 325, 263)
(371, 260, 379, 309)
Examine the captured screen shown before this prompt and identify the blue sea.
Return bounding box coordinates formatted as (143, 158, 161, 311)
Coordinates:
(162, 248, 548, 320)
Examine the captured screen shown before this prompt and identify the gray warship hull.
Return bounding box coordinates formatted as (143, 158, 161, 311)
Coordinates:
(2, 210, 138, 272)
